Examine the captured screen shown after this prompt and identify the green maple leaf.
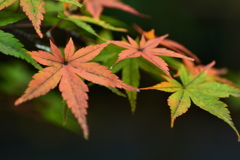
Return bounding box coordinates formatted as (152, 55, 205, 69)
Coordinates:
(0, 30, 42, 70)
(122, 58, 140, 112)
(142, 64, 240, 140)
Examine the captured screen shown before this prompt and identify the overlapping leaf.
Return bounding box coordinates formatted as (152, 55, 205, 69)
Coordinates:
(15, 38, 138, 139)
(59, 13, 102, 38)
(134, 26, 238, 88)
(0, 0, 45, 38)
(0, 11, 26, 26)
(0, 0, 16, 10)
(141, 64, 240, 140)
(122, 58, 140, 112)
(133, 25, 200, 63)
(20, 0, 45, 38)
(111, 35, 194, 78)
(0, 30, 41, 70)
(58, 0, 82, 8)
(61, 1, 127, 38)
(83, 0, 149, 19)
(181, 60, 239, 88)
(134, 26, 239, 88)
(69, 15, 127, 32)
(107, 35, 192, 112)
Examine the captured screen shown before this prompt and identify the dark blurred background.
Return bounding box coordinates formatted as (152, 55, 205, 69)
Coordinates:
(1, 0, 240, 159)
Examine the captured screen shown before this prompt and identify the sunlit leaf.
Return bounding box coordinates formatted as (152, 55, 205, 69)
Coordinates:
(15, 38, 138, 139)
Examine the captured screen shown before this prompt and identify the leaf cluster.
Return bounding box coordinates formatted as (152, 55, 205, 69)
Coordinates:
(1, 0, 240, 141)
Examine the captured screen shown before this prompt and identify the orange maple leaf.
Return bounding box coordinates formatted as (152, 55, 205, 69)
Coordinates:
(133, 24, 200, 63)
(15, 38, 138, 139)
(110, 35, 194, 78)
(83, 0, 149, 19)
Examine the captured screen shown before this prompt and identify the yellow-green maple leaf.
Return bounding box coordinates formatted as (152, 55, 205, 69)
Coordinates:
(142, 65, 240, 141)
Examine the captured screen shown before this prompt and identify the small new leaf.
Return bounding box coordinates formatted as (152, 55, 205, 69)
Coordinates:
(15, 38, 138, 139)
(141, 65, 240, 140)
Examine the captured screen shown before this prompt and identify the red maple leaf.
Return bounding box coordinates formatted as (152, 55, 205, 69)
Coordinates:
(83, 0, 149, 19)
(15, 38, 138, 139)
(111, 35, 194, 78)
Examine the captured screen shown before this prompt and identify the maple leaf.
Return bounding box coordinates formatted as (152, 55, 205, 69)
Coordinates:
(0, 0, 45, 38)
(20, 0, 45, 38)
(0, 0, 16, 10)
(15, 38, 138, 139)
(122, 58, 140, 112)
(110, 35, 194, 78)
(133, 25, 239, 87)
(0, 11, 26, 26)
(141, 64, 240, 140)
(133, 24, 201, 63)
(83, 0, 149, 19)
(183, 60, 240, 90)
(0, 30, 42, 70)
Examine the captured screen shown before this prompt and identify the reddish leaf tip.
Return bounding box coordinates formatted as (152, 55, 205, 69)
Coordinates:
(14, 99, 22, 106)
(162, 34, 169, 39)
